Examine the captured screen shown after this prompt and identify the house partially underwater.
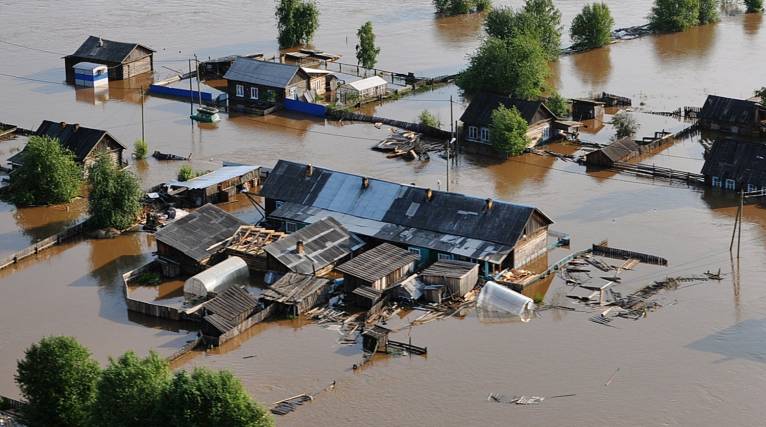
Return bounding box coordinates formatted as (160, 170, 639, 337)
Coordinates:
(259, 160, 553, 275)
(699, 95, 766, 136)
(702, 139, 766, 192)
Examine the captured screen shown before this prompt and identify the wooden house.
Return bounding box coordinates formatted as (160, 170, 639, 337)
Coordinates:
(65, 36, 154, 82)
(260, 160, 554, 275)
(336, 243, 418, 292)
(337, 76, 388, 104)
(225, 226, 286, 271)
(701, 139, 766, 192)
(200, 286, 269, 346)
(571, 99, 605, 121)
(197, 54, 263, 81)
(263, 217, 364, 275)
(419, 260, 479, 298)
(154, 204, 246, 274)
(699, 95, 766, 136)
(163, 164, 260, 207)
(585, 137, 641, 167)
(260, 273, 330, 316)
(7, 120, 126, 173)
(224, 57, 315, 114)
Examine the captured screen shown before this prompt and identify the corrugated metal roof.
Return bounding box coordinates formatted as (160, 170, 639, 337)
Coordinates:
(154, 204, 246, 262)
(165, 165, 258, 190)
(260, 160, 552, 250)
(223, 57, 300, 88)
(336, 243, 418, 283)
(592, 137, 640, 162)
(263, 217, 364, 275)
(346, 76, 387, 91)
(700, 95, 762, 126)
(420, 260, 479, 279)
(69, 35, 153, 63)
(459, 92, 556, 126)
(702, 139, 766, 187)
(260, 273, 329, 305)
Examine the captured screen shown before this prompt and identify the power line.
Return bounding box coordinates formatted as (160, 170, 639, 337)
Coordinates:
(0, 39, 66, 55)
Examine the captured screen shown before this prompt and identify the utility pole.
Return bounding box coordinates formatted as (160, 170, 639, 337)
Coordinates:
(188, 59, 194, 115)
(140, 86, 145, 143)
(737, 188, 743, 258)
(194, 54, 202, 106)
(448, 95, 454, 192)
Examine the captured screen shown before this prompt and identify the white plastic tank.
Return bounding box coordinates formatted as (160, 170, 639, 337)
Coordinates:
(184, 256, 249, 299)
(476, 281, 535, 322)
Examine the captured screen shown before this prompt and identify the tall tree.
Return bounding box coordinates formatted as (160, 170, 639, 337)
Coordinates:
(89, 352, 172, 427)
(546, 92, 570, 117)
(570, 3, 615, 49)
(164, 368, 274, 427)
(456, 35, 549, 99)
(434, 0, 491, 15)
(87, 153, 143, 230)
(489, 105, 530, 156)
(744, 0, 764, 12)
(7, 136, 82, 206)
(698, 0, 720, 24)
(483, 0, 561, 59)
(16, 336, 101, 427)
(649, 0, 701, 32)
(275, 0, 319, 48)
(484, 6, 517, 40)
(355, 21, 381, 69)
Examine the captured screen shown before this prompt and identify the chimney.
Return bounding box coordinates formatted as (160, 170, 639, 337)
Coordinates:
(296, 240, 305, 255)
(98, 37, 104, 47)
(485, 198, 494, 211)
(361, 177, 369, 189)
(305, 163, 313, 177)
(60, 122, 67, 128)
(426, 188, 433, 201)
(73, 124, 80, 131)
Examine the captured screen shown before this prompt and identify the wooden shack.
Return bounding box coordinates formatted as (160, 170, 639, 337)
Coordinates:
(225, 226, 286, 270)
(65, 36, 154, 82)
(699, 95, 765, 136)
(200, 286, 268, 346)
(154, 204, 246, 274)
(163, 165, 260, 207)
(350, 285, 384, 311)
(337, 243, 419, 292)
(362, 324, 391, 353)
(419, 260, 479, 298)
(198, 54, 264, 81)
(571, 99, 605, 121)
(260, 273, 330, 316)
(585, 137, 641, 167)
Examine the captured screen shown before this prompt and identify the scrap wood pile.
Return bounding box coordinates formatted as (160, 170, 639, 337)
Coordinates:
(372, 128, 441, 161)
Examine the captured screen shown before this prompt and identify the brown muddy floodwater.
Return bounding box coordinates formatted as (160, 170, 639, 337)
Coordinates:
(1, 1, 766, 425)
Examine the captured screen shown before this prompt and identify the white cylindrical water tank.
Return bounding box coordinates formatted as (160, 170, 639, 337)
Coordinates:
(184, 256, 249, 299)
(476, 281, 535, 322)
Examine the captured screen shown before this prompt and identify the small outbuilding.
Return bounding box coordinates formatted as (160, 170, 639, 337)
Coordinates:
(571, 99, 605, 121)
(65, 36, 154, 82)
(163, 164, 260, 207)
(72, 62, 109, 88)
(200, 286, 262, 346)
(699, 95, 765, 136)
(337, 76, 388, 104)
(336, 243, 419, 292)
(585, 137, 641, 167)
(362, 324, 391, 353)
(419, 260, 480, 298)
(154, 204, 246, 274)
(260, 273, 330, 316)
(183, 256, 249, 299)
(701, 139, 766, 192)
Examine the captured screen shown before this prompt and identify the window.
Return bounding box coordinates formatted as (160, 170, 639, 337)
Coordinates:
(542, 125, 551, 140)
(480, 127, 490, 143)
(285, 222, 298, 233)
(236, 84, 244, 97)
(275, 200, 284, 209)
(748, 184, 758, 193)
(711, 176, 721, 188)
(467, 126, 478, 140)
(725, 179, 736, 191)
(408, 247, 421, 260)
(250, 87, 259, 100)
(437, 253, 453, 261)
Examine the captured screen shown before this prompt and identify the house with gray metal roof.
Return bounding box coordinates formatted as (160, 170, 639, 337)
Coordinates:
(699, 95, 765, 136)
(260, 160, 554, 274)
(64, 36, 154, 82)
(701, 139, 766, 192)
(223, 57, 313, 114)
(162, 164, 260, 207)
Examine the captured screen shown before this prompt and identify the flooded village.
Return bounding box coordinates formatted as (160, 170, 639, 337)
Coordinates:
(1, 0, 766, 426)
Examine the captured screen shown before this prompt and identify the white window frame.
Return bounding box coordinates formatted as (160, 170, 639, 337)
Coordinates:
(711, 176, 721, 187)
(250, 87, 259, 100)
(408, 247, 421, 260)
(747, 183, 757, 193)
(236, 84, 244, 97)
(542, 125, 551, 140)
(725, 179, 736, 191)
(467, 126, 478, 141)
(480, 127, 490, 143)
(285, 222, 298, 233)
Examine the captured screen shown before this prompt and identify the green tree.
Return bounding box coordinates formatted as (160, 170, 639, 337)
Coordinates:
(755, 87, 766, 107)
(570, 3, 615, 49)
(546, 92, 569, 117)
(7, 136, 82, 206)
(88, 153, 142, 230)
(745, 0, 764, 12)
(612, 112, 639, 139)
(275, 0, 319, 48)
(419, 110, 441, 128)
(698, 0, 720, 24)
(164, 368, 274, 427)
(89, 352, 172, 427)
(434, 0, 490, 15)
(490, 105, 530, 156)
(484, 1, 561, 59)
(649, 0, 701, 32)
(484, 6, 517, 39)
(355, 21, 380, 69)
(133, 139, 148, 160)
(15, 336, 101, 427)
(457, 35, 549, 99)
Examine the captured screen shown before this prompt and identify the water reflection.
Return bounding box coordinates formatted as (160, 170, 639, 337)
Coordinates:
(744, 13, 763, 37)
(432, 13, 486, 45)
(652, 23, 718, 60)
(687, 319, 766, 363)
(570, 46, 613, 87)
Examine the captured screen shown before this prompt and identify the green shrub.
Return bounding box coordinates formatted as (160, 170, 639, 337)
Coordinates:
(133, 139, 148, 160)
(612, 112, 639, 139)
(88, 153, 143, 230)
(434, 0, 491, 15)
(418, 110, 441, 128)
(698, 0, 720, 24)
(745, 0, 763, 12)
(8, 136, 82, 206)
(546, 92, 570, 117)
(649, 0, 701, 32)
(177, 165, 197, 182)
(490, 105, 530, 156)
(570, 3, 615, 49)
(275, 0, 319, 48)
(484, 0, 562, 60)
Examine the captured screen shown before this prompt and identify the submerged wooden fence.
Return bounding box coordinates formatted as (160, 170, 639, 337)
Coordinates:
(592, 244, 668, 266)
(328, 110, 451, 139)
(611, 161, 705, 185)
(0, 219, 88, 271)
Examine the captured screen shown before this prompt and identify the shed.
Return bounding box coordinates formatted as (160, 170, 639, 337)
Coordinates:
(699, 95, 765, 136)
(362, 324, 391, 353)
(154, 204, 246, 274)
(337, 76, 388, 103)
(263, 217, 365, 275)
(73, 62, 109, 88)
(350, 285, 384, 310)
(65, 36, 154, 82)
(163, 164, 260, 207)
(224, 57, 311, 113)
(585, 137, 641, 167)
(701, 139, 766, 191)
(419, 260, 480, 298)
(8, 120, 126, 172)
(225, 226, 286, 270)
(260, 272, 330, 316)
(336, 243, 418, 292)
(183, 256, 249, 299)
(571, 99, 605, 121)
(200, 285, 260, 341)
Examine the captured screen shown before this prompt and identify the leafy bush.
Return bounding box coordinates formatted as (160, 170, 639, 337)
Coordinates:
(275, 0, 319, 48)
(484, 0, 562, 59)
(177, 164, 198, 182)
(355, 21, 380, 69)
(546, 92, 570, 117)
(649, 0, 701, 32)
(8, 136, 82, 206)
(698, 0, 720, 24)
(434, 0, 491, 15)
(418, 110, 441, 128)
(133, 139, 148, 160)
(88, 153, 143, 230)
(490, 105, 530, 156)
(612, 112, 639, 139)
(570, 3, 615, 49)
(135, 272, 162, 285)
(745, 0, 764, 12)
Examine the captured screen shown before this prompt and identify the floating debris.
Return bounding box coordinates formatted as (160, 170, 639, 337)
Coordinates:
(270, 394, 313, 416)
(488, 394, 545, 405)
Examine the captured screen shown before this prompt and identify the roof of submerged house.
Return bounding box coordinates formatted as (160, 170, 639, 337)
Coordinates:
(459, 92, 556, 126)
(588, 137, 640, 162)
(154, 204, 246, 262)
(68, 35, 154, 63)
(223, 57, 301, 88)
(701, 139, 766, 185)
(699, 95, 763, 126)
(8, 120, 124, 166)
(336, 243, 419, 283)
(260, 273, 330, 305)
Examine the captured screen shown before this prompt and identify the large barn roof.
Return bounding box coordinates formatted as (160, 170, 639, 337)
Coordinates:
(69, 36, 154, 63)
(459, 92, 555, 127)
(223, 57, 300, 88)
(8, 120, 124, 166)
(699, 95, 762, 126)
(701, 139, 766, 186)
(155, 204, 246, 262)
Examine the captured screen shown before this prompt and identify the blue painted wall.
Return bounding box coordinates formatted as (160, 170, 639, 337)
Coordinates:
(284, 99, 326, 117)
(149, 84, 214, 103)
